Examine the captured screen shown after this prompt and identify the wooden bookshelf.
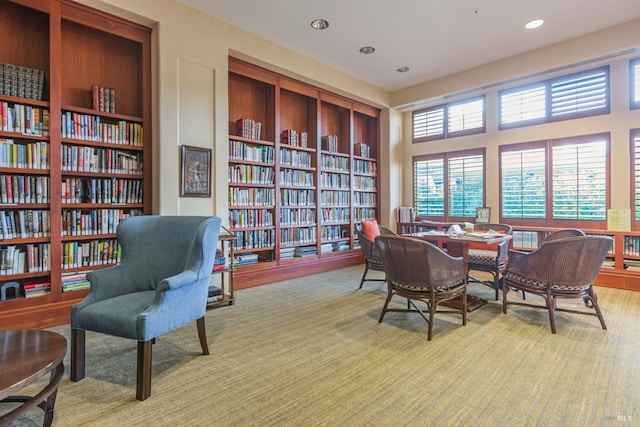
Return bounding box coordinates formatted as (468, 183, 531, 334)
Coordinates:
(0, 0, 151, 329)
(229, 58, 379, 288)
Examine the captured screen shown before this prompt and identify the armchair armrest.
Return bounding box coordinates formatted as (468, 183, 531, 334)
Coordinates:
(85, 264, 136, 302)
(157, 269, 199, 292)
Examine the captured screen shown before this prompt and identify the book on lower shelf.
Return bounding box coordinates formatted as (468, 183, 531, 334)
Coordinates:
(234, 253, 258, 266)
(23, 280, 51, 297)
(61, 272, 91, 292)
(207, 285, 223, 303)
(294, 246, 317, 257)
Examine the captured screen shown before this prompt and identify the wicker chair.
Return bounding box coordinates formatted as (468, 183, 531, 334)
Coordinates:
(543, 228, 585, 242)
(375, 235, 467, 340)
(355, 223, 396, 289)
(466, 223, 513, 300)
(502, 235, 613, 334)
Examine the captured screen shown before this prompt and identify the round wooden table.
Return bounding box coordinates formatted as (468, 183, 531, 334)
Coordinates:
(0, 329, 67, 427)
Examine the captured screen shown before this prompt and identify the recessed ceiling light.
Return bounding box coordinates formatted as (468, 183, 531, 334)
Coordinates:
(397, 66, 410, 73)
(359, 46, 375, 54)
(525, 19, 544, 30)
(310, 19, 329, 30)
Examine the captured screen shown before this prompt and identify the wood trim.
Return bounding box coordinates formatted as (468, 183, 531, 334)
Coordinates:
(229, 57, 279, 85)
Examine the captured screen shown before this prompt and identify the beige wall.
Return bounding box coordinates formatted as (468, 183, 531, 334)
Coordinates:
(75, 0, 640, 227)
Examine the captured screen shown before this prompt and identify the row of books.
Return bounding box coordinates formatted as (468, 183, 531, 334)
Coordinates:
(353, 176, 377, 191)
(61, 112, 143, 145)
(212, 249, 226, 272)
(294, 246, 317, 257)
(0, 243, 50, 275)
(320, 190, 350, 205)
(623, 235, 640, 256)
(320, 172, 350, 188)
(236, 118, 262, 140)
(280, 189, 315, 206)
(279, 169, 314, 187)
(354, 209, 377, 222)
(0, 63, 45, 101)
(396, 206, 415, 223)
(1, 209, 50, 239)
(61, 208, 143, 237)
(233, 253, 258, 266)
(280, 227, 316, 246)
(91, 85, 116, 114)
(281, 129, 308, 147)
(0, 174, 50, 204)
(61, 144, 143, 175)
(0, 139, 49, 170)
(354, 142, 370, 157)
(0, 102, 50, 136)
(279, 147, 313, 168)
(229, 140, 274, 163)
(61, 272, 90, 292)
(228, 208, 274, 228)
(280, 208, 316, 226)
(320, 135, 339, 153)
(353, 159, 377, 175)
(321, 225, 347, 241)
(332, 241, 350, 251)
(229, 187, 275, 207)
(61, 239, 120, 269)
(320, 207, 350, 223)
(61, 177, 142, 204)
(353, 193, 377, 205)
(233, 229, 274, 250)
(228, 164, 274, 185)
(320, 153, 350, 172)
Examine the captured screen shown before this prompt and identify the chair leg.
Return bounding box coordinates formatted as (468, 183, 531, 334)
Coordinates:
(70, 328, 86, 382)
(545, 294, 557, 334)
(358, 263, 370, 289)
(197, 316, 210, 355)
(427, 301, 436, 341)
(493, 273, 499, 301)
(462, 290, 467, 326)
(136, 340, 153, 401)
(378, 285, 393, 323)
(588, 287, 607, 330)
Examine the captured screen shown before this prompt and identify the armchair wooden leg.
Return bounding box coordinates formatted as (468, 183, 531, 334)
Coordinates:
(588, 287, 607, 330)
(378, 286, 393, 323)
(359, 263, 369, 289)
(70, 328, 86, 382)
(136, 340, 153, 401)
(197, 316, 209, 355)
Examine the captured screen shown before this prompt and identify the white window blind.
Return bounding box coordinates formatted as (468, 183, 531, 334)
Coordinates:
(550, 69, 608, 118)
(500, 85, 546, 125)
(501, 147, 546, 219)
(413, 158, 445, 217)
(448, 154, 484, 217)
(412, 96, 485, 142)
(412, 108, 444, 141)
(633, 132, 640, 220)
(552, 139, 607, 220)
(631, 58, 640, 110)
(447, 98, 484, 135)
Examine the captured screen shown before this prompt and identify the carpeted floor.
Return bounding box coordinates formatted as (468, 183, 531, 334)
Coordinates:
(6, 265, 640, 426)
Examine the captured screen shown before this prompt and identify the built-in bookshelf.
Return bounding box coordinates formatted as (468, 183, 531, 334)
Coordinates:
(0, 0, 151, 329)
(228, 58, 379, 288)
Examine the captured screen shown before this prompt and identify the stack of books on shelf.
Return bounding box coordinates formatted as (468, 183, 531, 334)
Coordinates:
(0, 62, 45, 100)
(0, 246, 25, 275)
(280, 247, 295, 259)
(281, 129, 308, 147)
(354, 142, 370, 157)
(332, 241, 350, 252)
(23, 280, 51, 298)
(294, 246, 317, 257)
(213, 249, 226, 271)
(0, 102, 50, 136)
(61, 272, 91, 292)
(207, 285, 223, 303)
(320, 243, 333, 254)
(233, 252, 258, 266)
(236, 117, 262, 140)
(321, 135, 339, 153)
(91, 85, 116, 113)
(0, 139, 49, 169)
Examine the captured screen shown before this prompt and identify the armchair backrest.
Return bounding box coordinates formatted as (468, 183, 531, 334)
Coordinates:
(116, 215, 221, 292)
(543, 228, 585, 242)
(507, 236, 613, 287)
(375, 235, 465, 289)
(355, 224, 380, 262)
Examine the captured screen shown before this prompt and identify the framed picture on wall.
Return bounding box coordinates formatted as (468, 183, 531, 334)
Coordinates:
(181, 145, 211, 197)
(475, 207, 491, 224)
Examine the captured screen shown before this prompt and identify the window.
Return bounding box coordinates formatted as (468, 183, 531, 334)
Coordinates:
(412, 96, 485, 143)
(499, 134, 609, 226)
(413, 149, 485, 220)
(631, 130, 640, 224)
(499, 66, 609, 129)
(631, 58, 640, 110)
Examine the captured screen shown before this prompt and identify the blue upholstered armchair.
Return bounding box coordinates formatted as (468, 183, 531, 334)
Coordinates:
(70, 215, 221, 400)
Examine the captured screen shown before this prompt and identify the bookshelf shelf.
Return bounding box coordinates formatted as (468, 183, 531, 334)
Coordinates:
(0, 0, 151, 329)
(229, 58, 379, 288)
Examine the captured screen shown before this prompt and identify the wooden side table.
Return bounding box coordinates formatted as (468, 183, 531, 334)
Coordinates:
(0, 329, 67, 427)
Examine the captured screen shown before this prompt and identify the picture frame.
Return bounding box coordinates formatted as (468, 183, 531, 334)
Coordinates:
(475, 207, 491, 224)
(181, 145, 211, 197)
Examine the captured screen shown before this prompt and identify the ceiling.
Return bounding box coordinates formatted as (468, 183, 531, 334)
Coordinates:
(179, 0, 640, 93)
